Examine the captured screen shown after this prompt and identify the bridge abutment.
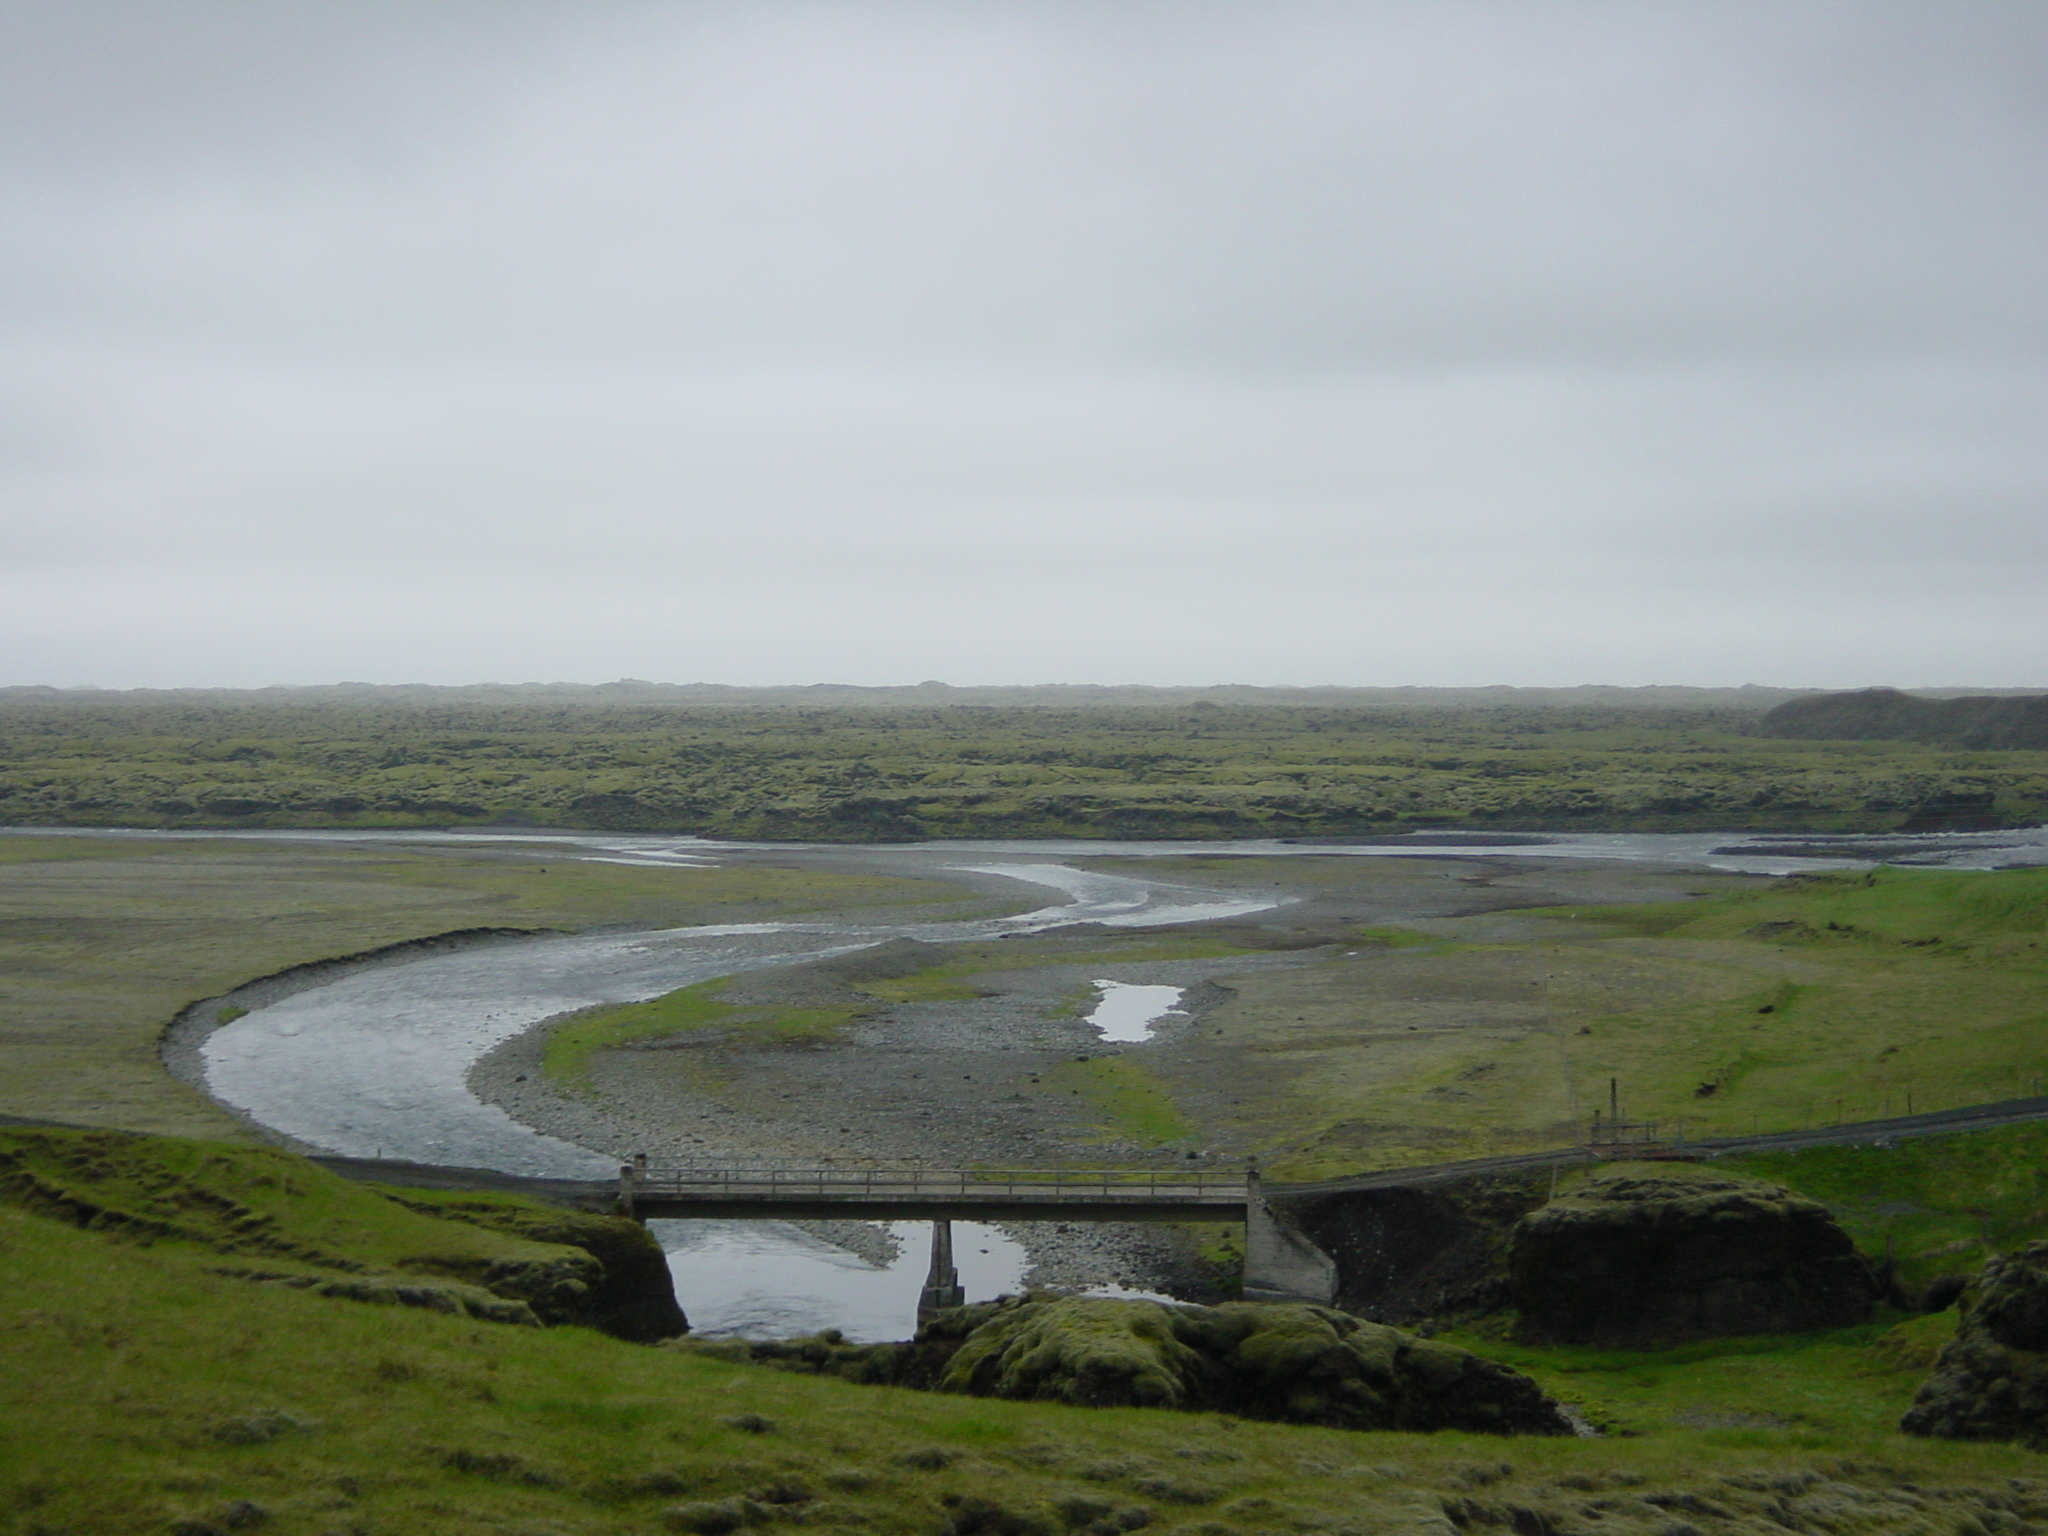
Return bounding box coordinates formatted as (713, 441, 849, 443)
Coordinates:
(1243, 1170, 1338, 1304)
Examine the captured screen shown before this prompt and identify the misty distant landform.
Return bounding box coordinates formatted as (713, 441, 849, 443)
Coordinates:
(1754, 688, 2048, 752)
(0, 684, 2042, 840)
(4, 681, 2043, 710)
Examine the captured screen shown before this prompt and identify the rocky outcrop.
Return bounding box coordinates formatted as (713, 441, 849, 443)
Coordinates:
(384, 1195, 688, 1341)
(1508, 1164, 1874, 1346)
(690, 1295, 1573, 1435)
(1902, 1240, 2048, 1446)
(1287, 1172, 1550, 1325)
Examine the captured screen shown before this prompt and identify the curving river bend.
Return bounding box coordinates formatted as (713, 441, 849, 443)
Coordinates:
(161, 824, 2048, 1337)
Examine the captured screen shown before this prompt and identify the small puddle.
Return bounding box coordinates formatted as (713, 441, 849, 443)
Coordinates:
(653, 1219, 1028, 1341)
(1085, 981, 1186, 1043)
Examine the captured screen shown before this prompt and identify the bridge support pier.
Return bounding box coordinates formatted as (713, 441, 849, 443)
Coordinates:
(917, 1218, 966, 1320)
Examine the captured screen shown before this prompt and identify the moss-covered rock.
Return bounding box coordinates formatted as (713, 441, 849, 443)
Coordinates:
(1902, 1240, 2048, 1446)
(384, 1193, 689, 1341)
(689, 1295, 1571, 1435)
(938, 1297, 1216, 1408)
(1508, 1163, 1874, 1346)
(1179, 1302, 1562, 1433)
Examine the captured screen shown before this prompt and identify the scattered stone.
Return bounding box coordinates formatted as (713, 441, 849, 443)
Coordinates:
(939, 1494, 1054, 1536)
(434, 1447, 561, 1486)
(167, 1503, 269, 1536)
(1508, 1164, 1874, 1346)
(663, 1498, 769, 1533)
(206, 1409, 314, 1445)
(1130, 1477, 1219, 1506)
(608, 1470, 700, 1499)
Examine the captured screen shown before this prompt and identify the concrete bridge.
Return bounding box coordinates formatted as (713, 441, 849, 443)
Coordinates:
(617, 1161, 1337, 1308)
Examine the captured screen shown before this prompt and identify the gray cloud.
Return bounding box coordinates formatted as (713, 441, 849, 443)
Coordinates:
(2, 0, 2044, 687)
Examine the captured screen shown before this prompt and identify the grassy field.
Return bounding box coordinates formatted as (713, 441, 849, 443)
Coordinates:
(1151, 865, 2048, 1179)
(544, 981, 863, 1093)
(0, 834, 1005, 1138)
(1043, 1056, 1198, 1147)
(1443, 1313, 1960, 1443)
(5, 1125, 2045, 1536)
(3, 696, 2045, 838)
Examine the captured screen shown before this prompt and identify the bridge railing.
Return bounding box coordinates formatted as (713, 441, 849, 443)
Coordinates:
(626, 1165, 1251, 1200)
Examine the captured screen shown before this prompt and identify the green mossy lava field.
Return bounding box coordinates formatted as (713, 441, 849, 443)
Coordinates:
(3, 696, 2045, 838)
(4, 755, 2048, 1530)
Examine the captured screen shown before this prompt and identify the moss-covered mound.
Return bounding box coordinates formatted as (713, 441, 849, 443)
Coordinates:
(1902, 1240, 2048, 1447)
(699, 1295, 1573, 1435)
(0, 1127, 686, 1340)
(1509, 1163, 1874, 1346)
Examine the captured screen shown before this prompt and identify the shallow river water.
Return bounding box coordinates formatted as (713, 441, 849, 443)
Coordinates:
(29, 822, 2046, 1337)
(653, 1218, 1028, 1341)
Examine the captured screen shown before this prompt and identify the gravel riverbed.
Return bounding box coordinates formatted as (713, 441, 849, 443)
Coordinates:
(465, 936, 1297, 1300)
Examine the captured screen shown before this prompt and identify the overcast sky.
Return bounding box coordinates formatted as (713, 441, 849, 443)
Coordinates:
(3, 0, 2043, 689)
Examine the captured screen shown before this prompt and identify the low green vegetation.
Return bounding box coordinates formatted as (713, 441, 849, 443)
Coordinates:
(3, 695, 2043, 839)
(1047, 1057, 1196, 1148)
(544, 982, 858, 1092)
(858, 972, 991, 1003)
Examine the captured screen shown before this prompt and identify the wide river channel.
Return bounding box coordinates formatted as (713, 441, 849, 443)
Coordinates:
(47, 823, 2048, 1339)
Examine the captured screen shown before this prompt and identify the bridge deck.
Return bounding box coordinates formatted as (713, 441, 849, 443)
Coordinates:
(620, 1166, 1253, 1222)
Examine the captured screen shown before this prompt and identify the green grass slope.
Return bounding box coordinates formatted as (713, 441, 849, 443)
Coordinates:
(0, 1127, 680, 1336)
(1722, 1122, 2048, 1302)
(6, 1127, 2048, 1534)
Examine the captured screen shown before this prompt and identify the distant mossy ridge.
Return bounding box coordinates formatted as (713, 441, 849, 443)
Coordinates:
(1758, 687, 2048, 754)
(3, 693, 2045, 837)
